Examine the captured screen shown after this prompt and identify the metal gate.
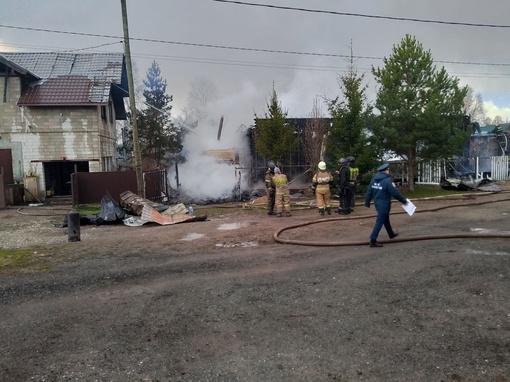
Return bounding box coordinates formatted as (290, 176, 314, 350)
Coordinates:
(143, 169, 167, 200)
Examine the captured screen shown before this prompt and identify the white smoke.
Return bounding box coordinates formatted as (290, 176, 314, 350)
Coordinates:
(171, 148, 241, 200)
(168, 82, 253, 200)
(484, 100, 510, 123)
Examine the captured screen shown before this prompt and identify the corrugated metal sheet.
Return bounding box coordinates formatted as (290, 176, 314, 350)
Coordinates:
(18, 76, 93, 105)
(1, 52, 126, 105)
(203, 149, 237, 163)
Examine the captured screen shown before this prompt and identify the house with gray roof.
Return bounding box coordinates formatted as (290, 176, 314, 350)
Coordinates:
(0, 52, 128, 202)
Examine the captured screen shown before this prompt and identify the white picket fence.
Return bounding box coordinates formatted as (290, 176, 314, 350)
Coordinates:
(487, 156, 510, 181)
(391, 156, 510, 185)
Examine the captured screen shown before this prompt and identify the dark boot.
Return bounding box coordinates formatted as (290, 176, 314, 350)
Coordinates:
(370, 239, 383, 247)
(389, 233, 399, 239)
(319, 208, 325, 216)
(326, 207, 331, 215)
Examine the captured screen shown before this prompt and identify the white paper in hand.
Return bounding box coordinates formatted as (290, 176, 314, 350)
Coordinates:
(402, 199, 416, 216)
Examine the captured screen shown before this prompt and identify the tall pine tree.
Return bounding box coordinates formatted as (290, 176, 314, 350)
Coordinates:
(137, 60, 183, 169)
(254, 87, 298, 166)
(327, 46, 381, 177)
(372, 35, 468, 190)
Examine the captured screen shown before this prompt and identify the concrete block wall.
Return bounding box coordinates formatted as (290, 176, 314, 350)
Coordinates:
(1, 76, 120, 198)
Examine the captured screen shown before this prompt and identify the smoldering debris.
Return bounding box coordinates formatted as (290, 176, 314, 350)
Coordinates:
(55, 192, 127, 227)
(440, 177, 502, 192)
(56, 192, 208, 228)
(119, 190, 168, 216)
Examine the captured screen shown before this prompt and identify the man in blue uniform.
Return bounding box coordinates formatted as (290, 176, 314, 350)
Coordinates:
(365, 163, 408, 248)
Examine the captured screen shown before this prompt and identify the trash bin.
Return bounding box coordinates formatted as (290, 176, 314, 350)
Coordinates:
(4, 184, 24, 206)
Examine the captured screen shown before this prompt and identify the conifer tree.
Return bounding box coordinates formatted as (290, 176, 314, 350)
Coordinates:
(137, 60, 183, 169)
(254, 87, 298, 165)
(327, 45, 381, 177)
(372, 34, 468, 190)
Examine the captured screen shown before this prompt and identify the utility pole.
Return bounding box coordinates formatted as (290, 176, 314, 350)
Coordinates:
(120, 0, 144, 197)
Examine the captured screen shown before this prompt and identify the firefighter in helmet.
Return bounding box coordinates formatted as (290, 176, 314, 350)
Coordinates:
(337, 158, 351, 215)
(338, 158, 351, 215)
(312, 161, 333, 216)
(347, 156, 359, 212)
(265, 161, 276, 215)
(273, 167, 291, 217)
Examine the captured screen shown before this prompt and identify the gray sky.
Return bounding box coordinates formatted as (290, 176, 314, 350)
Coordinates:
(2, 0, 510, 131)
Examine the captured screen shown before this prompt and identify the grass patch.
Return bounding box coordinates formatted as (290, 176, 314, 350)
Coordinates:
(75, 205, 101, 216)
(0, 248, 33, 270)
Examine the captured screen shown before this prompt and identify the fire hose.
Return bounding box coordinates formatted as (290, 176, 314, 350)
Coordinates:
(274, 192, 510, 246)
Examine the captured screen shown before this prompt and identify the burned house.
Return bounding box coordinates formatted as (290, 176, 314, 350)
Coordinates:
(248, 117, 332, 186)
(467, 123, 510, 171)
(440, 122, 510, 189)
(0, 52, 128, 203)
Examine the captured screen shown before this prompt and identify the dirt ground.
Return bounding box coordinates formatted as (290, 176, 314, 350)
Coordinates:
(1, 185, 510, 381)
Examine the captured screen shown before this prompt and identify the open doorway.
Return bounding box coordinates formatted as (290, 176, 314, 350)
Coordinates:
(43, 161, 89, 196)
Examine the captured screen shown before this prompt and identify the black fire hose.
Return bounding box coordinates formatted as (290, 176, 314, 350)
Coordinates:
(274, 194, 510, 246)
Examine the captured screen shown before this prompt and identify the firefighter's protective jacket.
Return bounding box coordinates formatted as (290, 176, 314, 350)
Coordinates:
(312, 170, 333, 192)
(338, 165, 350, 189)
(273, 173, 289, 191)
(349, 166, 359, 185)
(265, 171, 275, 194)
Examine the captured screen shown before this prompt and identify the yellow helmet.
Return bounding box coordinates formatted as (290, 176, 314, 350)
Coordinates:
(318, 161, 326, 171)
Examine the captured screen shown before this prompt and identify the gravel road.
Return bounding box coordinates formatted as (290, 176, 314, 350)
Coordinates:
(1, 189, 510, 381)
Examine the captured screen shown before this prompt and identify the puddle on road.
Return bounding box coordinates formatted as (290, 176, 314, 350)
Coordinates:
(217, 222, 253, 231)
(180, 233, 206, 241)
(215, 241, 259, 248)
(466, 249, 510, 256)
(470, 228, 510, 234)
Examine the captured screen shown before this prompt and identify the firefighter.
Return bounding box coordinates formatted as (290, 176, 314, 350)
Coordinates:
(337, 158, 351, 215)
(347, 156, 359, 212)
(265, 161, 276, 215)
(491, 124, 503, 134)
(273, 167, 291, 217)
(312, 161, 333, 216)
(492, 125, 507, 154)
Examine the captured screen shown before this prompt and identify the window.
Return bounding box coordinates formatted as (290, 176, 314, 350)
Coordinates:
(101, 105, 107, 121)
(109, 102, 114, 123)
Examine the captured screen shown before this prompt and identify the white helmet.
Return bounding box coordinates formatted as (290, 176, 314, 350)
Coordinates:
(318, 161, 327, 171)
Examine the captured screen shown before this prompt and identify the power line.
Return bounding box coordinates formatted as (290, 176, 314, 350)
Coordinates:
(2, 39, 510, 81)
(0, 23, 364, 59)
(2, 23, 510, 70)
(134, 52, 510, 79)
(212, 0, 510, 29)
(7, 38, 508, 79)
(132, 52, 350, 72)
(60, 41, 123, 53)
